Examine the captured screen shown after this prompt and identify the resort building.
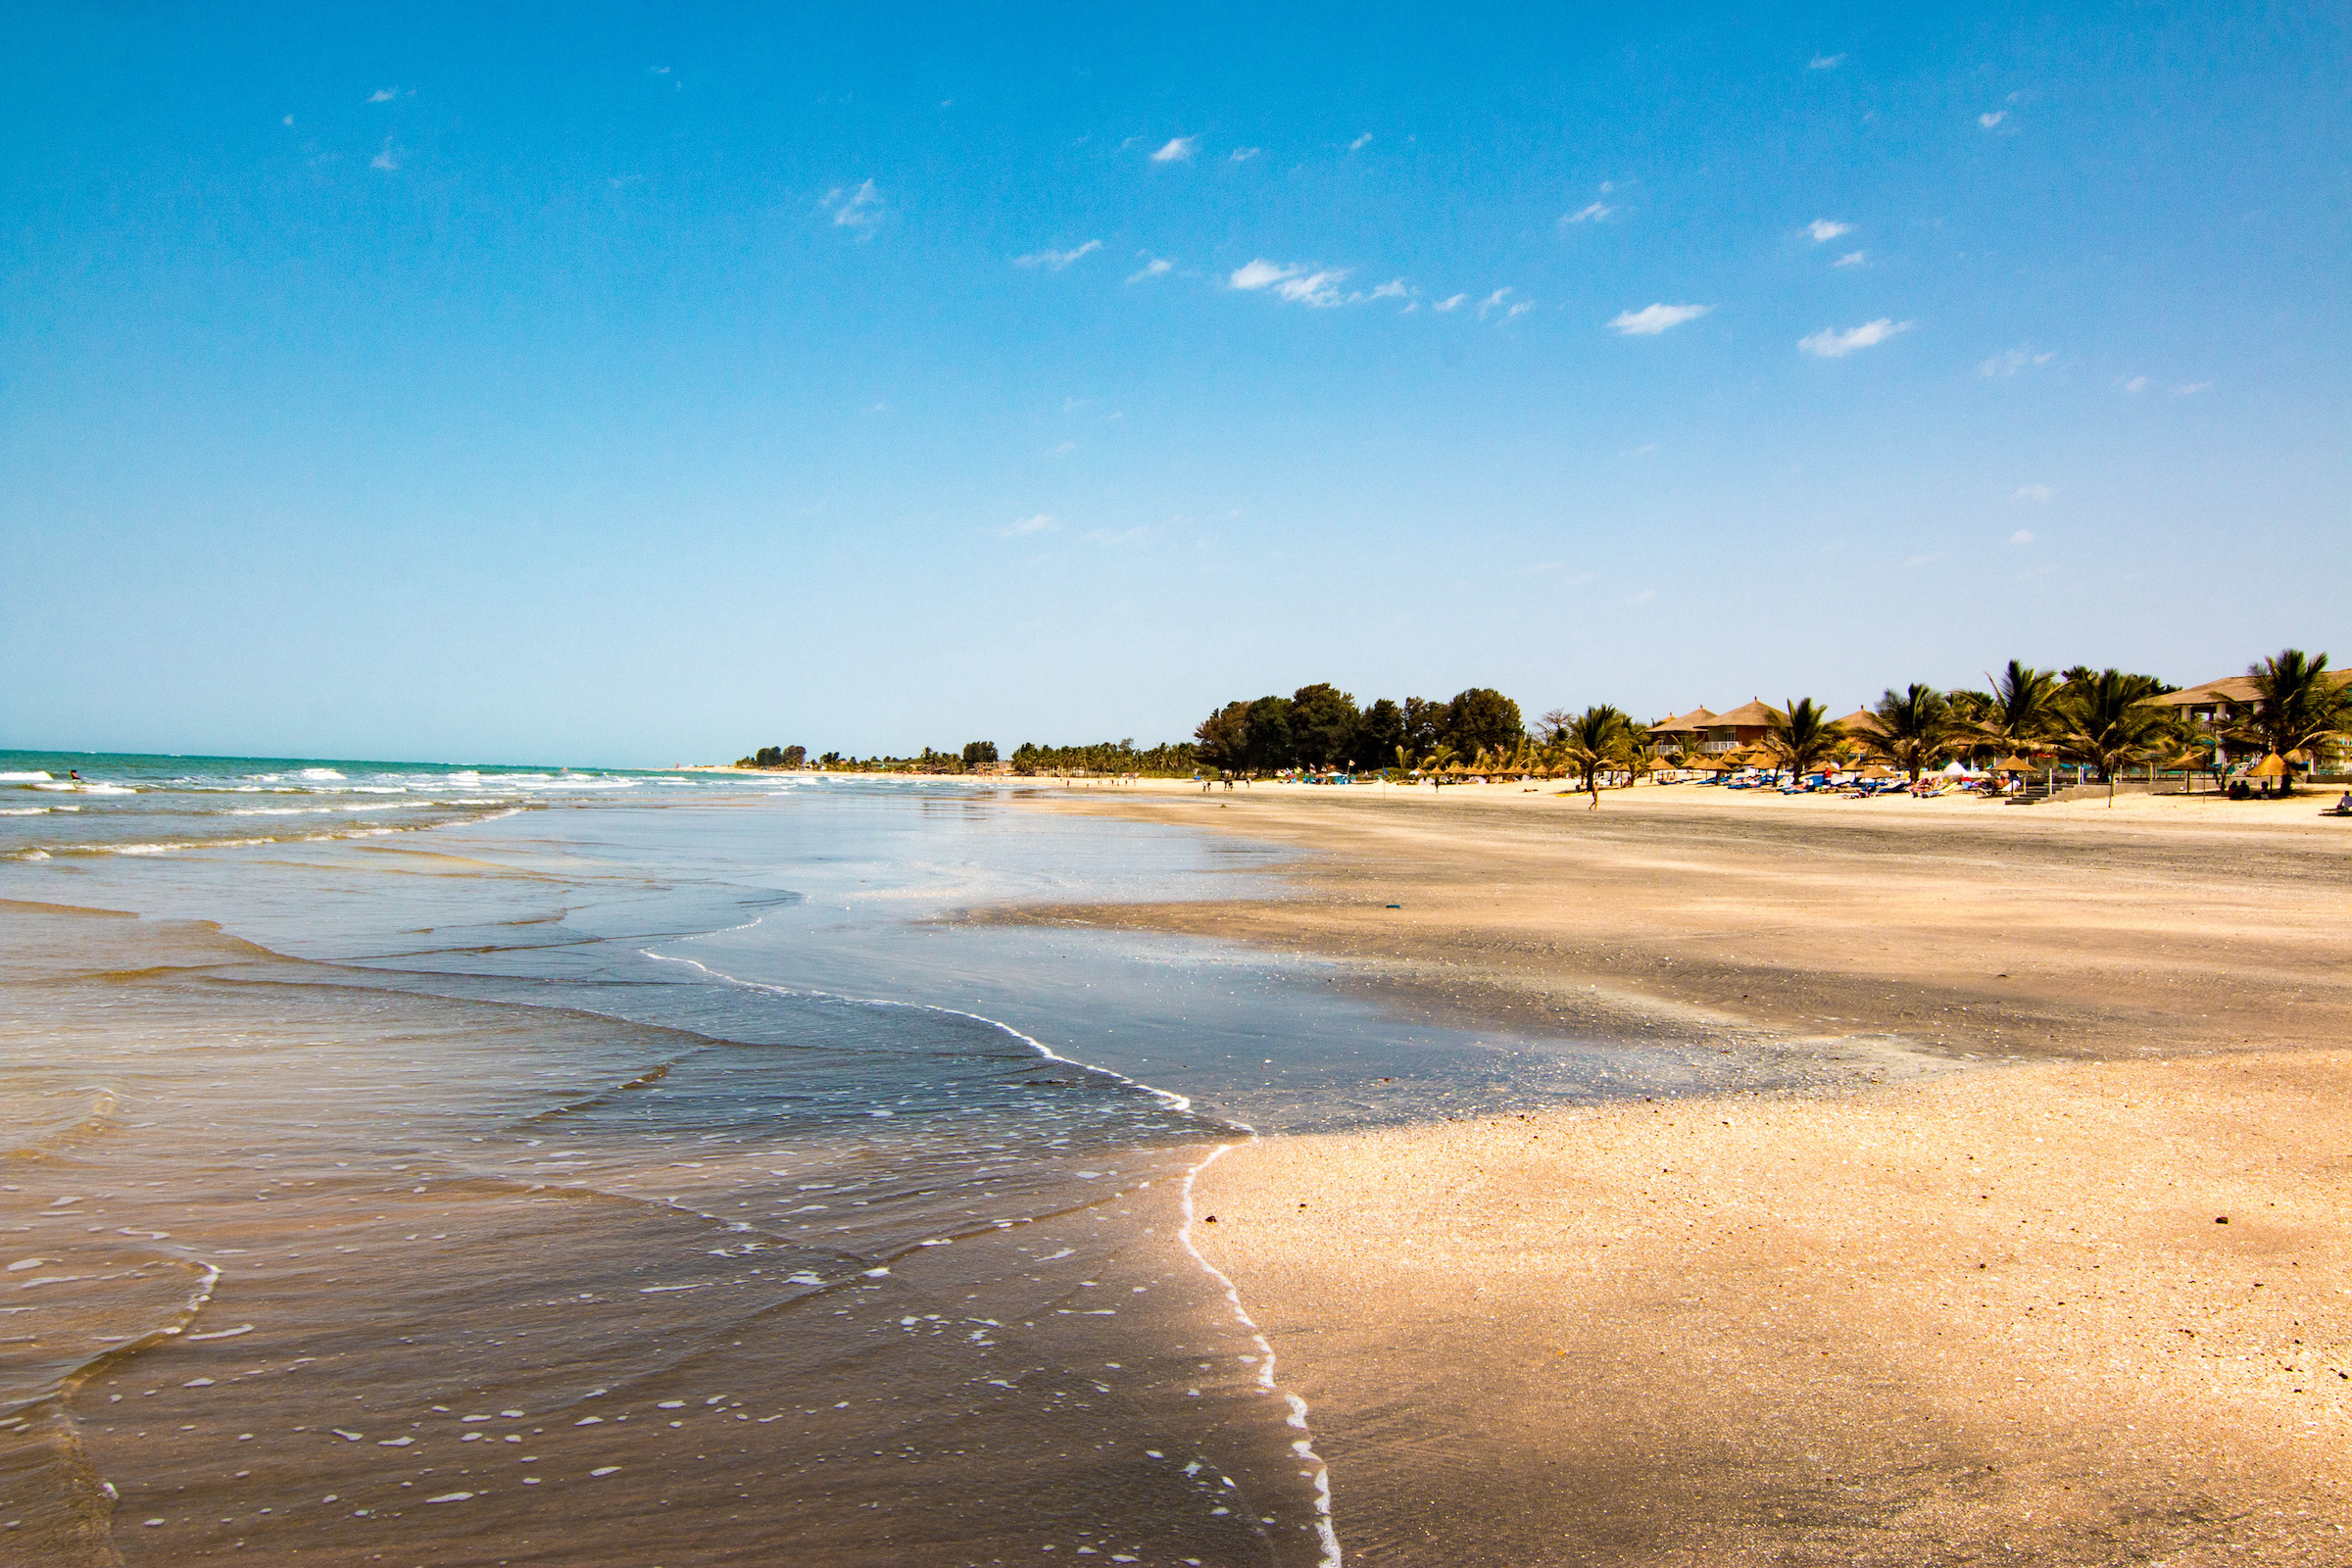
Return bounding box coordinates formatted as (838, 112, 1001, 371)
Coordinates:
(2147, 669, 2351, 727)
(1648, 701, 1777, 754)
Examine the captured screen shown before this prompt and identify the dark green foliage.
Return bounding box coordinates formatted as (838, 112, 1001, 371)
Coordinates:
(1399, 698, 1446, 757)
(1355, 699, 1405, 768)
(961, 741, 999, 767)
(1444, 688, 1525, 757)
(1242, 696, 1297, 772)
(1193, 701, 1251, 771)
(1763, 700, 1841, 778)
(1861, 684, 1955, 781)
(2234, 649, 2352, 788)
(1288, 683, 1362, 769)
(1008, 740, 1199, 775)
(2053, 668, 2172, 800)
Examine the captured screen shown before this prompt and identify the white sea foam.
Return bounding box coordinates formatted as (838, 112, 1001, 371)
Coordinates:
(296, 768, 347, 781)
(0, 770, 52, 782)
(637, 944, 1341, 1565)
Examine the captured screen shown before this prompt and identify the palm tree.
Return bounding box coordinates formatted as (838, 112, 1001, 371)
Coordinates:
(1762, 698, 1843, 785)
(2052, 668, 2171, 806)
(2233, 649, 2352, 795)
(1558, 705, 1635, 809)
(1981, 661, 2062, 757)
(1859, 684, 1955, 783)
(1421, 743, 1458, 788)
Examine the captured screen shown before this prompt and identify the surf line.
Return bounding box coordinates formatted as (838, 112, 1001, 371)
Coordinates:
(640, 945, 1345, 1568)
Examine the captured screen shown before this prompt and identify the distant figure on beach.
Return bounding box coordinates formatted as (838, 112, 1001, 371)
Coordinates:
(2330, 791, 2352, 817)
(68, 770, 80, 781)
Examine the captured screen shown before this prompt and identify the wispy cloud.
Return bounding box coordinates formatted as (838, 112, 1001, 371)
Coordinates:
(1477, 288, 1514, 320)
(1083, 526, 1152, 547)
(1902, 553, 1943, 568)
(1807, 219, 1852, 243)
(1368, 279, 1406, 300)
(2011, 528, 2037, 545)
(1833, 250, 1867, 268)
(1562, 201, 1613, 224)
(1433, 294, 1467, 313)
(1227, 259, 1351, 307)
(1150, 136, 1197, 163)
(1004, 514, 1056, 537)
(2009, 484, 2056, 504)
(1798, 318, 1908, 357)
(1979, 110, 2008, 129)
(1809, 53, 1846, 70)
(1348, 132, 1373, 151)
(1608, 302, 1712, 335)
(369, 139, 401, 172)
(824, 179, 884, 234)
(368, 86, 398, 103)
(1016, 240, 1102, 271)
(1980, 345, 2056, 377)
(1229, 146, 1260, 163)
(2174, 381, 2211, 396)
(1126, 256, 1174, 283)
(2121, 374, 2148, 393)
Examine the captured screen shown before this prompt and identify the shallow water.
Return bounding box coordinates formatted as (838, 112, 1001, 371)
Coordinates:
(0, 761, 1751, 1565)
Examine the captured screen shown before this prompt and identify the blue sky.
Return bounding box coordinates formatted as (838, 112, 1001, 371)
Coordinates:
(5, 4, 2346, 763)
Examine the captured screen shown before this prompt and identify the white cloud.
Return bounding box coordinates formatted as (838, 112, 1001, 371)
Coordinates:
(1980, 345, 2056, 377)
(1477, 288, 1513, 319)
(368, 87, 398, 103)
(1980, 111, 2007, 128)
(369, 139, 401, 172)
(1228, 259, 1294, 291)
(1608, 302, 1712, 335)
(1368, 278, 1406, 299)
(1150, 136, 1197, 163)
(1505, 301, 1533, 319)
(2174, 381, 2211, 396)
(1834, 250, 1867, 268)
(1797, 318, 1909, 357)
(1348, 132, 1373, 151)
(2122, 374, 2148, 393)
(1229, 146, 1260, 163)
(1433, 293, 1467, 313)
(1126, 256, 1173, 283)
(1807, 219, 1852, 243)
(2009, 484, 2055, 504)
(1563, 201, 1613, 223)
(281, 114, 294, 126)
(1277, 270, 1349, 306)
(1004, 514, 1056, 537)
(1015, 240, 1102, 271)
(651, 66, 670, 74)
(1809, 53, 1846, 70)
(2011, 528, 2037, 545)
(1622, 442, 1659, 458)
(1903, 553, 1942, 568)
(824, 179, 884, 233)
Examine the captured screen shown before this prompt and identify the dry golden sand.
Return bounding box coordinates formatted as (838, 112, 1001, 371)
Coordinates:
(1009, 781, 2352, 1564)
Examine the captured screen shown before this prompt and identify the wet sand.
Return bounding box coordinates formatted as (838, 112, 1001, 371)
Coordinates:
(1003, 781, 2352, 1563)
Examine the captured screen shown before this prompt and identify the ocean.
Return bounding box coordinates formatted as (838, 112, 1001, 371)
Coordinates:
(0, 754, 1733, 1566)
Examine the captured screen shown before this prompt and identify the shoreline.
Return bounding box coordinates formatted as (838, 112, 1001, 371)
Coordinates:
(993, 778, 2352, 1562)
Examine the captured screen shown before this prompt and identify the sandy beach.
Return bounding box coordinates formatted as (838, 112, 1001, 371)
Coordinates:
(1004, 780, 2352, 1563)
